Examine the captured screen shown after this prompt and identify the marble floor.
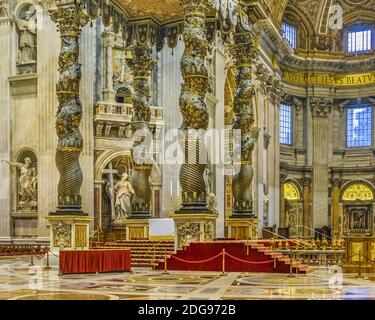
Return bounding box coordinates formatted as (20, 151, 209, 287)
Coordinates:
(1, 256, 375, 300)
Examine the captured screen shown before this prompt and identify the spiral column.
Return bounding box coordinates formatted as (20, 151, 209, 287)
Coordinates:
(47, 1, 93, 251)
(48, 1, 89, 215)
(178, 0, 210, 212)
(129, 44, 155, 217)
(230, 26, 259, 218)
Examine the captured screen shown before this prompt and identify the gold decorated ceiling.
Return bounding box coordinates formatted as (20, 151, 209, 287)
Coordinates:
(112, 0, 375, 27)
(112, 0, 182, 24)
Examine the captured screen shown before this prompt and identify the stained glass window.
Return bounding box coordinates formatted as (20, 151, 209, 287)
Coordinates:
(282, 23, 297, 49)
(280, 104, 293, 145)
(347, 105, 372, 148)
(347, 28, 372, 53)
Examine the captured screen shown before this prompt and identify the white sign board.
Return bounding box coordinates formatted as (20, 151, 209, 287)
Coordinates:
(149, 219, 175, 237)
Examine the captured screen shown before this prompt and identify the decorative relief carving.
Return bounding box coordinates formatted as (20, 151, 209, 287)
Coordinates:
(0, 0, 9, 18)
(53, 221, 71, 249)
(342, 183, 374, 201)
(177, 222, 200, 248)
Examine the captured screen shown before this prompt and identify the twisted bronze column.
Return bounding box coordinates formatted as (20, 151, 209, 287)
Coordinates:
(231, 26, 259, 217)
(129, 44, 155, 216)
(49, 1, 89, 214)
(178, 0, 210, 212)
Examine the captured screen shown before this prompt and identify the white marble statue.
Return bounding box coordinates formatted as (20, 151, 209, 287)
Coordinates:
(114, 173, 134, 220)
(13, 10, 37, 63)
(1, 158, 37, 205)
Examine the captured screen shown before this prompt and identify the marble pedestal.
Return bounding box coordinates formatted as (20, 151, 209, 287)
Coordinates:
(170, 211, 217, 250)
(47, 215, 93, 251)
(226, 216, 259, 240)
(122, 219, 149, 240)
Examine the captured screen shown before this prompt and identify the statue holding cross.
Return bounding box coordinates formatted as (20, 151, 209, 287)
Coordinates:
(103, 161, 134, 223)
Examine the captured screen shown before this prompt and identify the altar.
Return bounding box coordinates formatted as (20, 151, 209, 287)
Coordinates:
(59, 249, 132, 275)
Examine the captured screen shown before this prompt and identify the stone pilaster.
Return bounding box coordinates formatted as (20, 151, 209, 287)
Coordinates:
(302, 177, 312, 237)
(129, 44, 155, 217)
(331, 177, 341, 237)
(311, 97, 332, 228)
(0, 12, 12, 241)
(279, 173, 287, 228)
(178, 0, 211, 212)
(230, 25, 259, 217)
(102, 30, 115, 101)
(48, 1, 90, 215)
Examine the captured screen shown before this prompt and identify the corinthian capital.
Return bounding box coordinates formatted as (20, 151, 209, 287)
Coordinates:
(48, 0, 89, 36)
(310, 97, 333, 118)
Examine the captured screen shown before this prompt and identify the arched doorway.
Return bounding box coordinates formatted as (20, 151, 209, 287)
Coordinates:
(284, 181, 303, 238)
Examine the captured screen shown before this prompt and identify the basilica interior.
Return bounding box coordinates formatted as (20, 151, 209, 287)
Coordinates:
(1, 0, 375, 301)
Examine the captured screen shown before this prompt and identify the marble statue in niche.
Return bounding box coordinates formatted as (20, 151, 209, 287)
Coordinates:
(12, 5, 37, 74)
(114, 173, 135, 220)
(1, 156, 38, 212)
(103, 156, 134, 225)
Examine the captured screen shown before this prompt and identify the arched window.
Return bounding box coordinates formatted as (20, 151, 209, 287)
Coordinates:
(284, 182, 300, 201)
(115, 86, 132, 104)
(342, 183, 374, 201)
(282, 22, 298, 49)
(346, 23, 374, 54)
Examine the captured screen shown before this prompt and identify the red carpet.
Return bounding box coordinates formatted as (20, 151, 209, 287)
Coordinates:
(155, 241, 310, 274)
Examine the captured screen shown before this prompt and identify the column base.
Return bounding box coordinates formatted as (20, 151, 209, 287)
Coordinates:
(47, 214, 93, 250)
(170, 212, 217, 250)
(226, 216, 259, 240)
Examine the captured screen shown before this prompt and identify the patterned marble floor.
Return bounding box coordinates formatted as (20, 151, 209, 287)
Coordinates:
(1, 256, 375, 300)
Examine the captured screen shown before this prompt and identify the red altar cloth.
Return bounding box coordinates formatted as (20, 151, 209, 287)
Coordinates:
(59, 249, 131, 275)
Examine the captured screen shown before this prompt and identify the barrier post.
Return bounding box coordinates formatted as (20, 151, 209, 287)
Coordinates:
(222, 249, 226, 275)
(29, 248, 34, 267)
(288, 250, 295, 278)
(163, 250, 169, 274)
(356, 251, 364, 278)
(44, 250, 51, 270)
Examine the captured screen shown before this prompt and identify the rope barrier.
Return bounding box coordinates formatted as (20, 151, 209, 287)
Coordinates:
(170, 252, 223, 264)
(169, 252, 275, 265)
(224, 252, 274, 265)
